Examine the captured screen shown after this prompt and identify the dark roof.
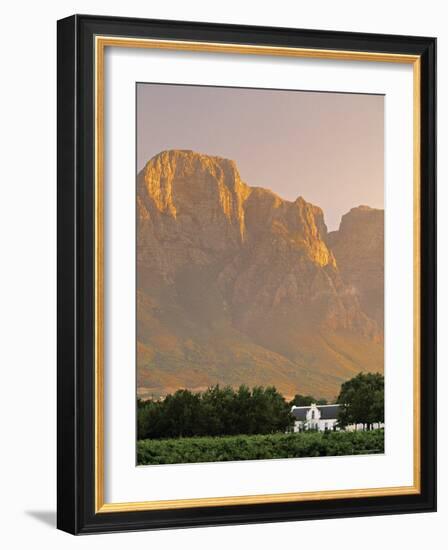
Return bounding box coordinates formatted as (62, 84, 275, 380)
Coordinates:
(291, 407, 308, 420)
(319, 405, 341, 419)
(291, 404, 341, 421)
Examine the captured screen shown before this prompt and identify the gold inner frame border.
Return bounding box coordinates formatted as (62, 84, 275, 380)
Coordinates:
(94, 35, 421, 514)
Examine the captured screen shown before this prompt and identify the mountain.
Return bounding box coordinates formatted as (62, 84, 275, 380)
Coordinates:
(137, 150, 384, 400)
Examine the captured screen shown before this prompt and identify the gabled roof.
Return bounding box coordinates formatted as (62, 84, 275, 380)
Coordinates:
(291, 407, 308, 420)
(291, 404, 342, 421)
(318, 405, 341, 420)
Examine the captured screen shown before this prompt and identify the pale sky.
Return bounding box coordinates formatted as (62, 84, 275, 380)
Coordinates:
(137, 83, 384, 231)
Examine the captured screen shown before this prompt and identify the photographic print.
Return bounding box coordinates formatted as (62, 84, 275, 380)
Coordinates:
(136, 83, 385, 465)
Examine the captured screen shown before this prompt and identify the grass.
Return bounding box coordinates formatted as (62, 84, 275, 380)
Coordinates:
(137, 429, 384, 465)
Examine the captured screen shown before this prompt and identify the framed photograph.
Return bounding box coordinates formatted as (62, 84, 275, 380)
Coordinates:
(57, 14, 436, 534)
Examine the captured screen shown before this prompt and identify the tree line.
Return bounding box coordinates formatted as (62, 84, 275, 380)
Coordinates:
(137, 372, 385, 440)
(138, 385, 292, 440)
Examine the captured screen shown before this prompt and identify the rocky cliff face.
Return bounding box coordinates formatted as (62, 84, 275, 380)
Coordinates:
(137, 150, 384, 400)
(327, 206, 384, 327)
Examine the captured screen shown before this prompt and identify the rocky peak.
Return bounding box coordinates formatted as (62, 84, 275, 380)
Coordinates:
(139, 149, 250, 216)
(137, 150, 337, 279)
(333, 205, 383, 238)
(138, 150, 251, 253)
(327, 205, 384, 327)
(137, 150, 379, 337)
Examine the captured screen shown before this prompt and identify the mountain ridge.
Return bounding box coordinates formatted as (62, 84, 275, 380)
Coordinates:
(137, 150, 384, 400)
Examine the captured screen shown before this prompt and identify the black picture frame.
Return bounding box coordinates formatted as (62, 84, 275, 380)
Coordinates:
(57, 14, 436, 534)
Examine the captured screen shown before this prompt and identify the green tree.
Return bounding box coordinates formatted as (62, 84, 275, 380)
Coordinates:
(199, 385, 226, 435)
(289, 394, 327, 407)
(161, 389, 203, 437)
(337, 373, 384, 429)
(137, 398, 164, 439)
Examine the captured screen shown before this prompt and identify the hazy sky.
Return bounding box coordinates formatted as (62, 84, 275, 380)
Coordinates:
(137, 83, 384, 231)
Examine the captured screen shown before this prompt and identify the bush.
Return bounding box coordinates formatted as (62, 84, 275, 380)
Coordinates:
(137, 430, 384, 465)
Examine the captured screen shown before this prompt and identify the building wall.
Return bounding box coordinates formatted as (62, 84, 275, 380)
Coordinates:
(293, 419, 338, 432)
(293, 420, 385, 432)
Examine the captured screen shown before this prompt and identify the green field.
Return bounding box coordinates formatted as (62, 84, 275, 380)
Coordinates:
(137, 430, 384, 465)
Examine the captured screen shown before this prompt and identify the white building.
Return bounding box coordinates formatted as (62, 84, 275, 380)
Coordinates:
(291, 403, 340, 432)
(291, 403, 384, 432)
